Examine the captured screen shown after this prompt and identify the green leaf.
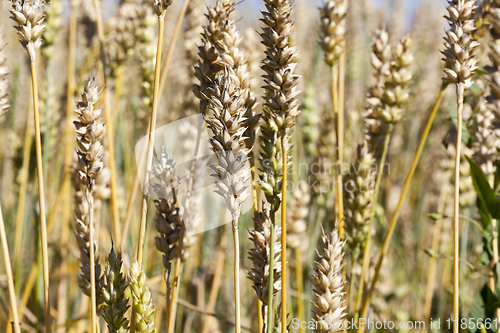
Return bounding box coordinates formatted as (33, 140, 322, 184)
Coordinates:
(475, 68, 488, 76)
(468, 284, 500, 333)
(449, 101, 472, 144)
(467, 157, 500, 219)
(422, 248, 440, 258)
(428, 213, 444, 220)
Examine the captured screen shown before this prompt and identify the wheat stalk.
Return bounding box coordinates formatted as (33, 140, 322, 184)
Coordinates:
(9, 3, 51, 332)
(442, 1, 478, 329)
(136, 0, 174, 265)
(311, 228, 347, 333)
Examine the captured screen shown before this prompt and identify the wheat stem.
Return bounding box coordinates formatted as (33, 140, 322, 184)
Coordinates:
(167, 227, 184, 333)
(453, 83, 464, 333)
(267, 212, 276, 333)
(354, 124, 392, 321)
(281, 140, 288, 332)
(357, 87, 446, 333)
(0, 202, 21, 333)
(29, 59, 51, 333)
(337, 53, 345, 237)
(295, 248, 305, 333)
(88, 190, 97, 333)
(137, 11, 166, 264)
(158, 0, 190, 95)
(233, 224, 241, 333)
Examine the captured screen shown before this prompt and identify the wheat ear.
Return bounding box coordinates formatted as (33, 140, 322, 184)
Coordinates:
(101, 247, 130, 333)
(73, 77, 106, 332)
(311, 228, 347, 333)
(260, 1, 300, 330)
(442, 1, 478, 330)
(10, 3, 51, 332)
(129, 261, 157, 333)
(204, 74, 251, 333)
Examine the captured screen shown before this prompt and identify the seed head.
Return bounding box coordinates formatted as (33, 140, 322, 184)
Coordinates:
(10, 0, 45, 61)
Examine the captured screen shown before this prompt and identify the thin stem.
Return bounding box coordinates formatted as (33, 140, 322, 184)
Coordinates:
(356, 87, 446, 333)
(233, 224, 241, 333)
(30, 60, 51, 333)
(88, 190, 97, 333)
(158, 0, 191, 95)
(295, 248, 305, 333)
(281, 140, 287, 333)
(453, 83, 464, 333)
(167, 233, 184, 333)
(423, 184, 449, 332)
(337, 53, 345, 237)
(331, 65, 341, 233)
(201, 227, 227, 333)
(267, 212, 276, 333)
(0, 202, 21, 333)
(137, 12, 167, 264)
(354, 125, 392, 321)
(112, 66, 124, 126)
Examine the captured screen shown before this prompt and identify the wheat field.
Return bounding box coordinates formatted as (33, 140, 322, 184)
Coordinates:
(1, 0, 500, 332)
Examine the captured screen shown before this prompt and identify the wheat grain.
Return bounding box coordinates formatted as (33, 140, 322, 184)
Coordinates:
(311, 228, 347, 333)
(101, 247, 130, 333)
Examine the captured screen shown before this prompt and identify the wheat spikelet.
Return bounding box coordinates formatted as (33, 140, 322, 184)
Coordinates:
(344, 144, 376, 255)
(0, 32, 9, 118)
(101, 247, 130, 333)
(287, 181, 310, 250)
(442, 0, 479, 89)
(150, 148, 182, 275)
(73, 78, 105, 297)
(248, 203, 283, 302)
(319, 0, 348, 66)
(311, 228, 347, 333)
(129, 260, 156, 333)
(10, 0, 45, 61)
